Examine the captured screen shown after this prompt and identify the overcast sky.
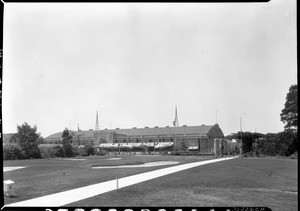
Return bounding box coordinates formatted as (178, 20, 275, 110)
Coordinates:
(3, 1, 297, 137)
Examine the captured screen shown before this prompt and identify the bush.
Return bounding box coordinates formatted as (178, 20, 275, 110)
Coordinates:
(277, 130, 298, 156)
(82, 144, 95, 156)
(3, 144, 14, 160)
(3, 143, 26, 160)
(50, 145, 65, 157)
(255, 131, 297, 157)
(74, 146, 84, 156)
(38, 144, 56, 158)
(63, 145, 76, 157)
(24, 146, 42, 159)
(95, 149, 107, 156)
(3, 144, 11, 160)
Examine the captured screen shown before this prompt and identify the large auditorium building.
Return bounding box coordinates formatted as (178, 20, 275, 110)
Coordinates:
(45, 124, 224, 153)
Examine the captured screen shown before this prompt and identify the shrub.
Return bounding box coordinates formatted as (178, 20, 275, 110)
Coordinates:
(95, 149, 107, 156)
(277, 130, 298, 156)
(50, 145, 65, 157)
(74, 146, 84, 156)
(38, 144, 56, 158)
(3, 143, 26, 160)
(82, 144, 95, 156)
(3, 144, 13, 160)
(63, 145, 76, 157)
(255, 131, 297, 157)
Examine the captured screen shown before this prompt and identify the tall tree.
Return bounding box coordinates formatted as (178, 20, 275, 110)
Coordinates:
(61, 128, 74, 157)
(15, 122, 42, 158)
(280, 85, 298, 131)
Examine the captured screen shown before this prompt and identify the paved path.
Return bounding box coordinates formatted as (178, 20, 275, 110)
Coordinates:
(3, 166, 26, 172)
(6, 156, 238, 207)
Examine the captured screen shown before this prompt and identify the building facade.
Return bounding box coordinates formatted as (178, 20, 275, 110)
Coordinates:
(45, 124, 224, 152)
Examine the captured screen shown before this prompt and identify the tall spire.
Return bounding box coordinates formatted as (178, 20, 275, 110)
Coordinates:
(95, 110, 100, 131)
(173, 105, 179, 127)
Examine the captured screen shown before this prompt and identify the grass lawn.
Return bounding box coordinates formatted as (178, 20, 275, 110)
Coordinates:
(66, 157, 298, 211)
(3, 156, 297, 211)
(3, 154, 212, 205)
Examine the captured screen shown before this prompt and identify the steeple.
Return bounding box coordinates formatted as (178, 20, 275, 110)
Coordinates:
(173, 105, 179, 127)
(95, 111, 100, 131)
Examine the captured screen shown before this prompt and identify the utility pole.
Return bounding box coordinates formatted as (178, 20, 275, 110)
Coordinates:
(240, 117, 243, 156)
(173, 106, 179, 153)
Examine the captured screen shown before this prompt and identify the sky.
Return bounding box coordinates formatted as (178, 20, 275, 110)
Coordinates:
(2, 1, 297, 138)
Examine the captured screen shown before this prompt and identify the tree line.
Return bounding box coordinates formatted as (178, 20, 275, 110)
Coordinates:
(3, 125, 98, 160)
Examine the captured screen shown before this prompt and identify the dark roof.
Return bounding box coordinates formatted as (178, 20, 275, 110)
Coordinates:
(113, 125, 214, 136)
(45, 124, 224, 140)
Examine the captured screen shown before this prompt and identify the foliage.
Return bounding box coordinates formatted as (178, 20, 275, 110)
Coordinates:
(3, 143, 26, 160)
(95, 148, 107, 156)
(73, 146, 84, 156)
(38, 144, 56, 158)
(50, 145, 65, 157)
(280, 84, 298, 131)
(224, 140, 239, 155)
(257, 131, 298, 157)
(225, 130, 297, 158)
(82, 144, 95, 156)
(37, 136, 45, 145)
(276, 130, 298, 156)
(227, 132, 264, 154)
(288, 151, 298, 159)
(61, 128, 75, 157)
(15, 122, 42, 159)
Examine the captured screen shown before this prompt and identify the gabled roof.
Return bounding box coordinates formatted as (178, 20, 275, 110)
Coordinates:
(112, 125, 213, 136)
(45, 124, 224, 140)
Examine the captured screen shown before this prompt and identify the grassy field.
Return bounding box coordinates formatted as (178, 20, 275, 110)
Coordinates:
(3, 155, 212, 205)
(3, 156, 297, 211)
(67, 157, 297, 211)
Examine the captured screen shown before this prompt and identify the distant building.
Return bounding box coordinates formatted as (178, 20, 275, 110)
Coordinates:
(44, 124, 224, 153)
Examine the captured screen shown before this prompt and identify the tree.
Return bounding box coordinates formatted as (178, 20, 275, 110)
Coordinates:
(281, 84, 298, 131)
(276, 130, 298, 156)
(82, 143, 95, 156)
(61, 128, 75, 157)
(15, 122, 42, 159)
(3, 143, 25, 160)
(225, 132, 264, 155)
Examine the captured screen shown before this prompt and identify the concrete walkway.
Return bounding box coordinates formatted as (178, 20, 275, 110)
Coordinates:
(3, 166, 26, 172)
(6, 156, 238, 207)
